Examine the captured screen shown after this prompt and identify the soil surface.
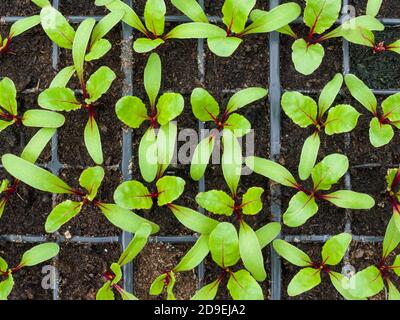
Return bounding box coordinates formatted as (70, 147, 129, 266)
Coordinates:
(59, 0, 108, 15)
(0, 0, 39, 16)
(350, 0, 400, 18)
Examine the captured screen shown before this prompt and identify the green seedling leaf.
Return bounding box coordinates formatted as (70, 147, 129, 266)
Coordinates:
(318, 73, 344, 116)
(383, 217, 400, 258)
(325, 190, 375, 209)
(171, 0, 207, 22)
(311, 154, 349, 191)
(73, 18, 96, 84)
(166, 22, 226, 39)
(388, 40, 400, 54)
(86, 38, 112, 61)
(45, 200, 83, 233)
(0, 77, 17, 115)
(246, 156, 297, 188)
(292, 39, 324, 75)
(156, 93, 184, 125)
(133, 38, 164, 53)
(84, 116, 103, 165)
(157, 122, 178, 177)
(345, 74, 377, 114)
(339, 16, 384, 46)
(79, 166, 104, 201)
(50, 66, 76, 88)
(281, 92, 318, 128)
(367, 0, 383, 17)
(150, 274, 167, 296)
(225, 113, 251, 137)
(139, 128, 158, 182)
(222, 129, 242, 195)
(288, 268, 321, 296)
(174, 235, 210, 272)
(169, 204, 219, 234)
(209, 222, 240, 268)
(369, 117, 394, 147)
(283, 191, 318, 227)
(329, 272, 366, 300)
(144, 53, 161, 107)
(0, 257, 8, 272)
(2, 154, 73, 194)
(299, 133, 320, 181)
(10, 15, 40, 38)
(110, 263, 122, 284)
(191, 88, 220, 122)
(156, 176, 185, 206)
(0, 274, 14, 301)
(96, 282, 114, 300)
(166, 272, 176, 300)
(116, 96, 148, 129)
(38, 88, 80, 112)
(207, 36, 243, 57)
(227, 270, 264, 300)
(239, 220, 266, 281)
(91, 10, 124, 45)
(349, 266, 384, 298)
(388, 280, 400, 300)
(392, 256, 400, 277)
(382, 92, 400, 124)
(242, 187, 264, 215)
(98, 203, 159, 234)
(144, 0, 166, 36)
(22, 110, 65, 128)
(256, 222, 281, 249)
(322, 233, 352, 266)
(226, 87, 267, 114)
(196, 190, 234, 216)
(40, 6, 76, 49)
(190, 135, 216, 181)
(222, 0, 256, 34)
(113, 180, 152, 210)
(304, 0, 341, 34)
(86, 66, 116, 104)
(32, 0, 51, 8)
(273, 239, 312, 267)
(191, 280, 219, 300)
(118, 223, 152, 266)
(0, 120, 14, 133)
(325, 104, 361, 135)
(120, 289, 138, 300)
(19, 243, 59, 267)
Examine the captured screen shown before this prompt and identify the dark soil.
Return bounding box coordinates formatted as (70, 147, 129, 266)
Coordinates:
(0, 26, 54, 92)
(349, 0, 400, 18)
(59, 0, 108, 16)
(349, 166, 391, 236)
(134, 243, 198, 300)
(281, 242, 343, 300)
(55, 168, 121, 237)
(57, 243, 121, 300)
(0, 0, 39, 16)
(0, 242, 54, 300)
(350, 27, 400, 90)
(58, 28, 123, 166)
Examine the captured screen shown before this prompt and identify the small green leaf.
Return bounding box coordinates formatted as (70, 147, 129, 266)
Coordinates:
(329, 272, 367, 300)
(196, 190, 234, 216)
(79, 166, 104, 201)
(166, 272, 176, 300)
(273, 239, 312, 267)
(50, 66, 76, 88)
(9, 15, 40, 38)
(388, 280, 400, 300)
(157, 122, 177, 177)
(116, 96, 148, 129)
(222, 0, 256, 33)
(110, 263, 122, 284)
(383, 216, 400, 258)
(318, 73, 344, 116)
(245, 156, 297, 188)
(369, 117, 394, 148)
(96, 282, 115, 300)
(367, 0, 383, 17)
(304, 0, 341, 34)
(91, 10, 124, 45)
(207, 36, 242, 57)
(256, 222, 281, 249)
(113, 180, 152, 210)
(299, 133, 320, 181)
(239, 220, 266, 281)
(311, 154, 349, 191)
(322, 233, 352, 266)
(150, 274, 167, 296)
(85, 38, 112, 61)
(144, 0, 166, 36)
(191, 280, 219, 300)
(0, 120, 14, 133)
(0, 274, 14, 300)
(227, 270, 264, 300)
(225, 113, 251, 137)
(349, 266, 384, 298)
(222, 129, 242, 195)
(0, 257, 8, 273)
(119, 289, 138, 300)
(156, 93, 184, 125)
(19, 243, 59, 267)
(292, 39, 324, 75)
(283, 191, 319, 227)
(209, 222, 240, 268)
(171, 0, 208, 22)
(325, 104, 361, 135)
(382, 92, 400, 124)
(38, 88, 80, 112)
(325, 190, 375, 210)
(133, 38, 164, 53)
(190, 135, 216, 181)
(339, 16, 384, 46)
(0, 77, 17, 115)
(32, 0, 51, 8)
(392, 255, 400, 277)
(156, 176, 185, 206)
(174, 235, 210, 272)
(86, 66, 116, 104)
(22, 110, 65, 128)
(226, 87, 267, 114)
(84, 116, 103, 165)
(242, 187, 264, 215)
(45, 200, 83, 233)
(169, 204, 219, 234)
(288, 268, 321, 296)
(20, 128, 56, 164)
(191, 88, 220, 122)
(2, 154, 73, 194)
(281, 92, 318, 128)
(344, 74, 377, 114)
(118, 223, 152, 266)
(166, 23, 226, 39)
(144, 53, 161, 107)
(139, 128, 158, 183)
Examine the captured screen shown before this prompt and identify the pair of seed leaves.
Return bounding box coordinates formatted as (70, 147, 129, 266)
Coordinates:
(287, 0, 384, 75)
(0, 243, 59, 300)
(37, 16, 119, 165)
(0, 128, 57, 219)
(190, 86, 268, 184)
(282, 73, 360, 180)
(150, 219, 281, 300)
(116, 53, 183, 183)
(0, 77, 65, 133)
(97, 223, 153, 300)
(345, 74, 400, 148)
(1, 154, 159, 235)
(246, 151, 375, 227)
(171, 0, 301, 57)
